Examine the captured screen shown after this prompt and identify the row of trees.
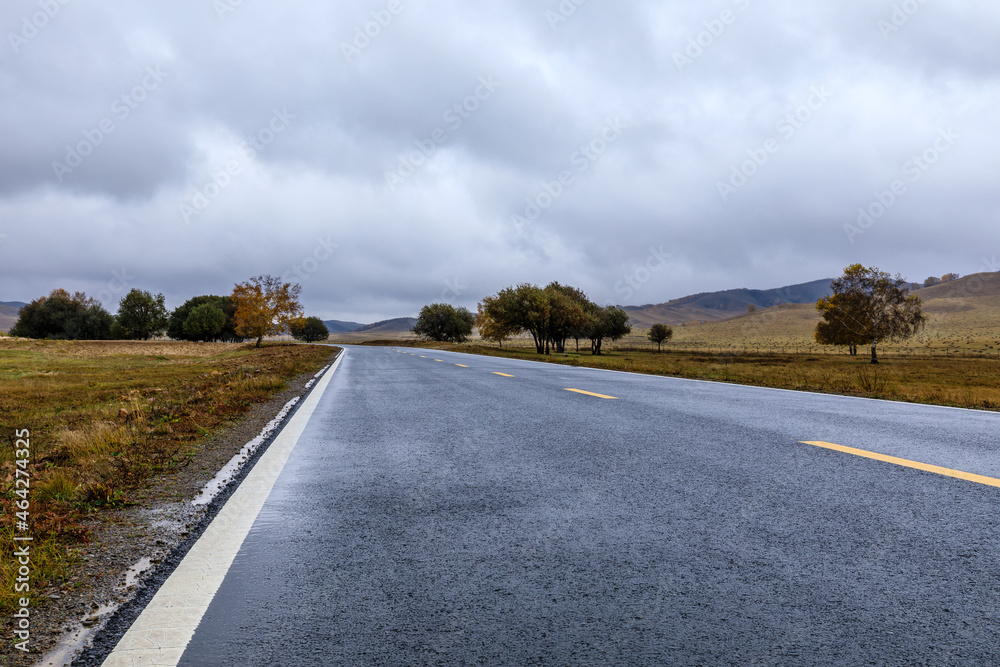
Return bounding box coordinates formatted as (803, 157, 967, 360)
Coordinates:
(413, 282, 634, 355)
(815, 264, 927, 364)
(477, 283, 632, 355)
(9, 275, 330, 345)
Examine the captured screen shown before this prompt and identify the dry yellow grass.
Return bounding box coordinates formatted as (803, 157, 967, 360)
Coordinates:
(0, 341, 336, 615)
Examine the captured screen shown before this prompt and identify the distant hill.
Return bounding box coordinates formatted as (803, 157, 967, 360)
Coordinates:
(0, 302, 25, 332)
(355, 317, 417, 334)
(626, 279, 834, 326)
(662, 272, 1000, 353)
(323, 319, 365, 333)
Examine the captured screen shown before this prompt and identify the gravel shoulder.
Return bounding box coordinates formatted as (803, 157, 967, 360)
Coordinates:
(0, 347, 338, 667)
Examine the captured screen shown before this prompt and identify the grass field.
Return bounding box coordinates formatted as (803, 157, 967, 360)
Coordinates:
(0, 340, 335, 615)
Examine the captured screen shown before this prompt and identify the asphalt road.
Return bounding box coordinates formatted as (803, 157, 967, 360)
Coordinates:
(121, 346, 1000, 665)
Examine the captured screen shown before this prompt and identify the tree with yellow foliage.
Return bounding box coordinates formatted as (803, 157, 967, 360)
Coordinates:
(231, 275, 303, 347)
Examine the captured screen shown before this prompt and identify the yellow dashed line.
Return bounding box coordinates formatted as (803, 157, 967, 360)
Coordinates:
(564, 388, 618, 400)
(455, 364, 469, 368)
(493, 372, 515, 378)
(800, 441, 1000, 489)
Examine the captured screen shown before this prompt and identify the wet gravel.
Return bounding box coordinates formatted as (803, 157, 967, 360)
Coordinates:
(0, 349, 337, 667)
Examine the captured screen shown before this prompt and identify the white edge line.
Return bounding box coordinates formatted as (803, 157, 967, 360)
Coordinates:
(100, 349, 346, 667)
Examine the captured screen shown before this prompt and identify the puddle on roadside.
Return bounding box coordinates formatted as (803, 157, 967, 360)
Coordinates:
(192, 396, 300, 506)
(35, 554, 154, 667)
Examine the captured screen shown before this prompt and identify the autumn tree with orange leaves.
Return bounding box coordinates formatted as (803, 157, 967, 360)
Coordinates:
(231, 275, 303, 347)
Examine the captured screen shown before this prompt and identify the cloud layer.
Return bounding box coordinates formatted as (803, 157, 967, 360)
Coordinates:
(1, 0, 998, 320)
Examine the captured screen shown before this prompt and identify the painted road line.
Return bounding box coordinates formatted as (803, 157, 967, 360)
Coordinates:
(493, 372, 515, 378)
(455, 364, 469, 368)
(800, 441, 1000, 489)
(101, 352, 345, 667)
(435, 359, 444, 362)
(565, 388, 619, 400)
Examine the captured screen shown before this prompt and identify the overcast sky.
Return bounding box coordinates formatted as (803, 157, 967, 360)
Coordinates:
(1, 1, 998, 321)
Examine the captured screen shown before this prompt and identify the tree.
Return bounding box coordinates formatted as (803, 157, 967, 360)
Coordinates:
(168, 296, 241, 342)
(941, 273, 960, 283)
(289, 316, 330, 343)
(114, 289, 168, 340)
(815, 264, 927, 363)
(648, 323, 673, 351)
(543, 282, 591, 353)
(584, 305, 631, 355)
(183, 303, 227, 342)
(923, 276, 941, 287)
(232, 275, 303, 348)
(10, 289, 113, 340)
(412, 303, 475, 342)
(476, 293, 522, 347)
(814, 293, 864, 355)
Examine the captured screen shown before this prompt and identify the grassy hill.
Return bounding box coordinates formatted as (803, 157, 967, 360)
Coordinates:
(0, 302, 24, 333)
(653, 272, 1000, 355)
(328, 317, 418, 342)
(626, 279, 833, 326)
(323, 319, 365, 333)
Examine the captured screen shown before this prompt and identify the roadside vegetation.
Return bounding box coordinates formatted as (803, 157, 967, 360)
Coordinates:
(8, 274, 329, 346)
(0, 338, 335, 617)
(399, 265, 998, 411)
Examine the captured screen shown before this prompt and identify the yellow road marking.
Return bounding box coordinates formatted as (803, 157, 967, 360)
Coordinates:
(565, 388, 618, 400)
(800, 441, 1000, 489)
(493, 372, 515, 377)
(434, 359, 444, 362)
(455, 364, 469, 368)
(419, 356, 427, 358)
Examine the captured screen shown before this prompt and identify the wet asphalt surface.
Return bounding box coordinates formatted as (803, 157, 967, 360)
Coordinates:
(165, 346, 1000, 665)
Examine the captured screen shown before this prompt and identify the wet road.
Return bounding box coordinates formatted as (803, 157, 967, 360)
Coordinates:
(124, 346, 1000, 665)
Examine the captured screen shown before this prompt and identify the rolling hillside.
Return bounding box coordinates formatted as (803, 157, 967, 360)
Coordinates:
(625, 279, 833, 327)
(0, 302, 25, 333)
(323, 319, 365, 334)
(327, 317, 418, 342)
(661, 272, 1000, 353)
